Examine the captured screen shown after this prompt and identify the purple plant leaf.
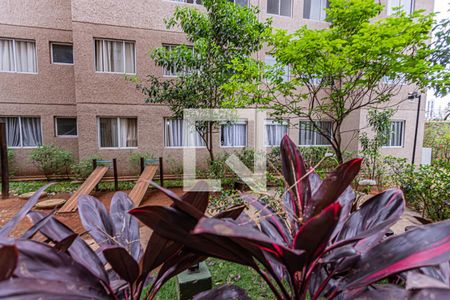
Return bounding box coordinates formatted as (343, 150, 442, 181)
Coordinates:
(293, 202, 341, 263)
(305, 158, 362, 220)
(0, 183, 53, 237)
(22, 208, 56, 240)
(0, 244, 17, 281)
(334, 189, 405, 244)
(241, 193, 291, 246)
(78, 195, 115, 248)
(342, 220, 450, 290)
(193, 285, 252, 300)
(0, 277, 112, 299)
(280, 135, 311, 220)
(27, 212, 108, 283)
(103, 247, 139, 285)
(110, 192, 141, 260)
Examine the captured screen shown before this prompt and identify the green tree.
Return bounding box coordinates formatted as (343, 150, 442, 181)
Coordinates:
(429, 6, 450, 97)
(360, 108, 395, 182)
(136, 0, 270, 161)
(224, 0, 435, 163)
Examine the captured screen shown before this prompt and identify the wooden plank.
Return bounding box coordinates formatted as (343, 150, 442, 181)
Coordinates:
(128, 165, 158, 205)
(59, 166, 109, 213)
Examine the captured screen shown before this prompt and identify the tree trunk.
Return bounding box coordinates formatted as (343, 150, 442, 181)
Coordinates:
(208, 121, 214, 162)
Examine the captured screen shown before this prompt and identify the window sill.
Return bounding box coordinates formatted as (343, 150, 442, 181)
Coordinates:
(56, 135, 78, 138)
(95, 71, 136, 75)
(99, 147, 138, 150)
(52, 62, 74, 65)
(220, 145, 247, 148)
(0, 70, 38, 75)
(298, 144, 332, 147)
(8, 146, 41, 149)
(381, 146, 404, 149)
(266, 13, 292, 19)
(165, 146, 207, 149)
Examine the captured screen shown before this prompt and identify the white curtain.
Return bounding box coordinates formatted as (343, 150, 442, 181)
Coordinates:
(265, 120, 287, 146)
(0, 117, 20, 147)
(388, 0, 413, 15)
(100, 118, 118, 147)
(0, 39, 14, 72)
(119, 118, 137, 147)
(125, 42, 135, 74)
(221, 123, 247, 147)
(385, 121, 404, 147)
(165, 119, 205, 147)
(299, 121, 331, 146)
(15, 41, 37, 73)
(95, 40, 134, 73)
(304, 0, 328, 21)
(21, 117, 42, 147)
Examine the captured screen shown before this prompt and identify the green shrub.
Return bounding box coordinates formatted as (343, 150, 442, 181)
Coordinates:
(7, 149, 15, 176)
(30, 145, 74, 179)
(424, 122, 450, 163)
(385, 156, 450, 221)
(71, 155, 102, 180)
(129, 152, 156, 175)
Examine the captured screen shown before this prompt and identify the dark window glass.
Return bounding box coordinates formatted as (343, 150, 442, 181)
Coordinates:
(52, 44, 73, 64)
(56, 118, 77, 136)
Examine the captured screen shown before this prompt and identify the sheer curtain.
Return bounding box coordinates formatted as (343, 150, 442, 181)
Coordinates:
(119, 118, 137, 147)
(388, 0, 414, 15)
(125, 42, 135, 74)
(299, 121, 332, 146)
(15, 41, 37, 73)
(265, 120, 287, 146)
(304, 0, 328, 20)
(21, 117, 42, 147)
(0, 117, 20, 147)
(299, 121, 314, 146)
(165, 119, 205, 147)
(95, 40, 134, 73)
(100, 118, 118, 147)
(221, 122, 247, 147)
(0, 39, 14, 72)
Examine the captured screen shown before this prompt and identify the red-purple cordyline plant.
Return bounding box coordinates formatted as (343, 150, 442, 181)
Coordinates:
(129, 136, 450, 299)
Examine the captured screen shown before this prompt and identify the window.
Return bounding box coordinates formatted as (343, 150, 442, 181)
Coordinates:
(0, 116, 42, 147)
(303, 0, 329, 21)
(384, 121, 405, 147)
(267, 0, 292, 17)
(55, 117, 77, 137)
(299, 121, 332, 146)
(265, 120, 288, 147)
(164, 119, 205, 148)
(162, 44, 193, 77)
(387, 0, 414, 15)
(221, 122, 247, 147)
(265, 55, 290, 82)
(51, 43, 73, 64)
(0, 38, 37, 73)
(98, 117, 137, 148)
(94, 39, 135, 74)
(172, 0, 202, 5)
(229, 0, 248, 6)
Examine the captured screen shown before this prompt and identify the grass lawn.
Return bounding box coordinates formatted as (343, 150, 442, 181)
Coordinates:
(156, 258, 275, 299)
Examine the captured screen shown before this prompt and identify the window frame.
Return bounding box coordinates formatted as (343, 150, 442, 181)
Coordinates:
(0, 116, 43, 148)
(94, 38, 136, 75)
(298, 120, 333, 147)
(266, 0, 293, 18)
(164, 118, 207, 149)
(170, 0, 203, 6)
(161, 44, 194, 77)
(265, 119, 288, 147)
(387, 0, 415, 15)
(220, 120, 248, 148)
(97, 117, 138, 149)
(382, 120, 405, 148)
(50, 42, 74, 65)
(0, 38, 38, 74)
(54, 117, 78, 138)
(303, 0, 329, 21)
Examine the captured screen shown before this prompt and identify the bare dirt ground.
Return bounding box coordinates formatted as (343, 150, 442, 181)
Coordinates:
(0, 188, 183, 238)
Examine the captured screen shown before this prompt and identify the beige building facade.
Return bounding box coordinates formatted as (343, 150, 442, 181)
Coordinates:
(0, 0, 433, 176)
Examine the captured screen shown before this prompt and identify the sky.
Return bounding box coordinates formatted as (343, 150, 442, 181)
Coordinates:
(427, 1, 450, 115)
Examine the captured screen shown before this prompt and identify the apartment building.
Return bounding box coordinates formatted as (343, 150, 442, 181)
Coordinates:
(0, 0, 433, 176)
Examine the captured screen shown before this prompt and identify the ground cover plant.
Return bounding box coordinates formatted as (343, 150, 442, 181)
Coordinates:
(0, 136, 449, 299)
